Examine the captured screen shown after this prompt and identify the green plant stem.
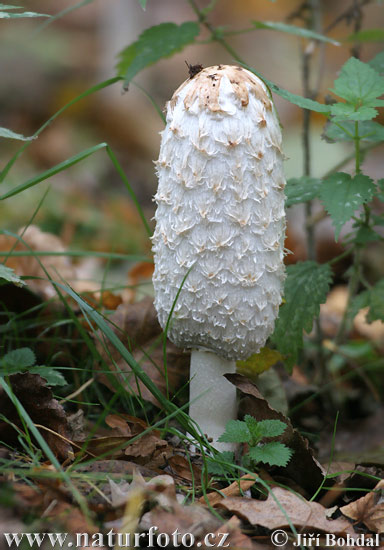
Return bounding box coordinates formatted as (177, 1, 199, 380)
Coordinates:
(187, 0, 245, 64)
(335, 121, 369, 344)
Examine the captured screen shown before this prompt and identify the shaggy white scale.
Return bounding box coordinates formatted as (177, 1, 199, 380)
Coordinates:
(152, 65, 286, 449)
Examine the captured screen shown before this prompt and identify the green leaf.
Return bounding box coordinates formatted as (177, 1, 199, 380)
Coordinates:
(347, 29, 384, 43)
(206, 451, 235, 475)
(248, 442, 293, 467)
(117, 22, 200, 86)
(320, 173, 376, 240)
(256, 419, 288, 438)
(253, 20, 339, 45)
(330, 103, 378, 122)
(138, 0, 147, 9)
(2, 348, 36, 370)
(354, 226, 382, 245)
(218, 420, 251, 444)
(0, 264, 25, 286)
(324, 120, 384, 142)
(29, 366, 67, 386)
(0, 127, 36, 141)
(369, 51, 384, 75)
(272, 261, 332, 367)
(366, 279, 384, 322)
(285, 177, 322, 207)
(240, 63, 331, 114)
(243, 415, 263, 443)
(330, 57, 384, 108)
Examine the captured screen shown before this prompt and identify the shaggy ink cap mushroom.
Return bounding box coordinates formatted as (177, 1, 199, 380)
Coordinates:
(152, 65, 286, 449)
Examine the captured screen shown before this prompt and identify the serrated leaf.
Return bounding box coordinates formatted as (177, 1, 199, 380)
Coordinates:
(206, 451, 235, 475)
(243, 415, 263, 443)
(354, 226, 381, 245)
(320, 173, 376, 240)
(369, 51, 384, 75)
(256, 419, 288, 438)
(253, 20, 340, 45)
(29, 366, 67, 387)
(272, 261, 332, 366)
(248, 442, 293, 467)
(330, 57, 384, 108)
(366, 279, 384, 322)
(2, 348, 36, 370)
(330, 103, 378, 122)
(347, 29, 384, 43)
(285, 177, 322, 207)
(0, 264, 25, 286)
(237, 347, 283, 378)
(241, 63, 331, 114)
(117, 22, 200, 86)
(0, 127, 36, 141)
(218, 420, 251, 444)
(324, 120, 384, 142)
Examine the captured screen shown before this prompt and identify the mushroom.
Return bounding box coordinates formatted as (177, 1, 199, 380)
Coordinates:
(152, 65, 286, 450)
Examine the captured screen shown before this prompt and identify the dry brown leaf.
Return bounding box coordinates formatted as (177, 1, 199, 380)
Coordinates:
(226, 373, 325, 495)
(201, 515, 269, 550)
(200, 474, 258, 507)
(141, 503, 221, 543)
(96, 298, 189, 407)
(341, 479, 384, 533)
(0, 373, 72, 460)
(77, 413, 171, 468)
(168, 454, 203, 485)
(216, 487, 355, 535)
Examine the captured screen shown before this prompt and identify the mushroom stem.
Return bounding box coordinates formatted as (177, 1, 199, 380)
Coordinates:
(189, 349, 237, 452)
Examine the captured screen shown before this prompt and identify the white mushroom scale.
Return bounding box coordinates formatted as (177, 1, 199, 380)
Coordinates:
(152, 65, 286, 449)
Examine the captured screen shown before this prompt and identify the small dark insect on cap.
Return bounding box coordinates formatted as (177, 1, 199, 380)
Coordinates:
(185, 61, 204, 78)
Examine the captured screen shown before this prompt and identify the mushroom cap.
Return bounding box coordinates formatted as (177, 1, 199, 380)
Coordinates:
(152, 65, 286, 360)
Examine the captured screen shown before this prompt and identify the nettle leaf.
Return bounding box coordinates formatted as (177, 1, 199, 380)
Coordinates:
(354, 226, 381, 245)
(248, 442, 293, 467)
(330, 57, 384, 108)
(2, 348, 36, 371)
(256, 419, 288, 438)
(206, 451, 235, 475)
(347, 29, 384, 43)
(253, 20, 340, 45)
(117, 22, 200, 86)
(29, 366, 67, 387)
(244, 415, 263, 442)
(366, 279, 384, 322)
(369, 51, 384, 75)
(0, 127, 36, 141)
(272, 261, 332, 366)
(320, 173, 376, 240)
(0, 264, 25, 286)
(218, 419, 251, 444)
(285, 177, 322, 207)
(324, 120, 384, 142)
(330, 103, 378, 122)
